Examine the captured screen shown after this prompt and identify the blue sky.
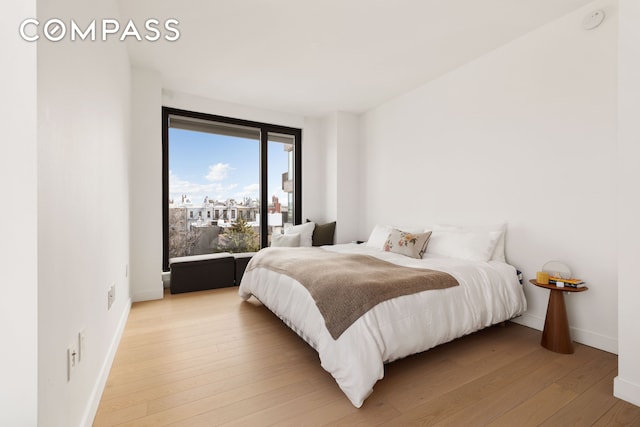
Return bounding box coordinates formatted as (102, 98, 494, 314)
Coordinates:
(169, 128, 290, 205)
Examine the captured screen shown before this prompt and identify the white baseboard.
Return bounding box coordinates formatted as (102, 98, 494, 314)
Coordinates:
(162, 271, 171, 288)
(511, 313, 618, 354)
(80, 298, 131, 427)
(132, 285, 164, 302)
(615, 376, 640, 408)
(510, 312, 543, 331)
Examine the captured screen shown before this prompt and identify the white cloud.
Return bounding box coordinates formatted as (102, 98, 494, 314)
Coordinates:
(205, 163, 233, 181)
(244, 183, 259, 193)
(233, 183, 259, 201)
(169, 170, 238, 202)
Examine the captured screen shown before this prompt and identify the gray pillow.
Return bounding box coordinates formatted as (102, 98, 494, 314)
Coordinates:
(306, 219, 336, 246)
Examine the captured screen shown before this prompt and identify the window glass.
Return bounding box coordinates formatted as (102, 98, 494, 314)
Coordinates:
(162, 109, 301, 270)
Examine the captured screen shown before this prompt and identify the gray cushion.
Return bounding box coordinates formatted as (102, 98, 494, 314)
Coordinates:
(307, 220, 336, 246)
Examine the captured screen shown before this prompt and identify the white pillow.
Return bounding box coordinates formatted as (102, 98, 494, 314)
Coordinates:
(426, 229, 501, 262)
(433, 223, 507, 262)
(284, 222, 315, 247)
(271, 233, 301, 247)
(366, 225, 394, 249)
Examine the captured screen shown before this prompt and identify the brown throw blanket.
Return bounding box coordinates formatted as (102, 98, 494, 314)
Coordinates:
(246, 247, 459, 339)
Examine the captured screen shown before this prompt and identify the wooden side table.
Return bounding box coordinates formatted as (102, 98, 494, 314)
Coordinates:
(529, 279, 588, 354)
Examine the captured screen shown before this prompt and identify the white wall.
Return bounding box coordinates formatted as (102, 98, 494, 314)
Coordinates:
(37, 0, 132, 425)
(0, 1, 38, 426)
(130, 68, 163, 302)
(301, 116, 328, 222)
(359, 0, 618, 352)
(307, 112, 361, 243)
(335, 113, 361, 243)
(322, 114, 338, 223)
(332, 113, 362, 243)
(615, 0, 640, 408)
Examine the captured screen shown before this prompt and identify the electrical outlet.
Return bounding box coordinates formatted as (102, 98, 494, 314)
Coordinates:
(107, 284, 115, 310)
(67, 343, 78, 381)
(78, 330, 86, 362)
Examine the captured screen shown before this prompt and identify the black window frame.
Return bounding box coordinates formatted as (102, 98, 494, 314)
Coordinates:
(162, 107, 302, 271)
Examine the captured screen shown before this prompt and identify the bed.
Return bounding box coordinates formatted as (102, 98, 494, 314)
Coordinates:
(238, 225, 527, 408)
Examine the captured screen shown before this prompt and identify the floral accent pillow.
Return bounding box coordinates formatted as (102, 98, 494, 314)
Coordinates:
(383, 229, 432, 259)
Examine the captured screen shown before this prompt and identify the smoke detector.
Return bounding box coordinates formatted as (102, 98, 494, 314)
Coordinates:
(582, 10, 605, 30)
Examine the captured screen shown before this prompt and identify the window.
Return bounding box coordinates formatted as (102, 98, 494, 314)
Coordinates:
(162, 107, 301, 271)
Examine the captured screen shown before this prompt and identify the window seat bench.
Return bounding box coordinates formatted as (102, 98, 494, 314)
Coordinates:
(169, 253, 235, 294)
(168, 252, 257, 294)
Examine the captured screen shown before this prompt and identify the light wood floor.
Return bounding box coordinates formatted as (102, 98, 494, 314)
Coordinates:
(94, 287, 640, 426)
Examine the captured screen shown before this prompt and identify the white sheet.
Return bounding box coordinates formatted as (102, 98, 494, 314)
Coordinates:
(238, 243, 527, 408)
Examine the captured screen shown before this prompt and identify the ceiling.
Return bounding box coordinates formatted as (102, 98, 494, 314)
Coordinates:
(118, 0, 595, 117)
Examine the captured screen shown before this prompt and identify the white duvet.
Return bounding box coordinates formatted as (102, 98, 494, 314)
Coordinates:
(238, 243, 527, 408)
